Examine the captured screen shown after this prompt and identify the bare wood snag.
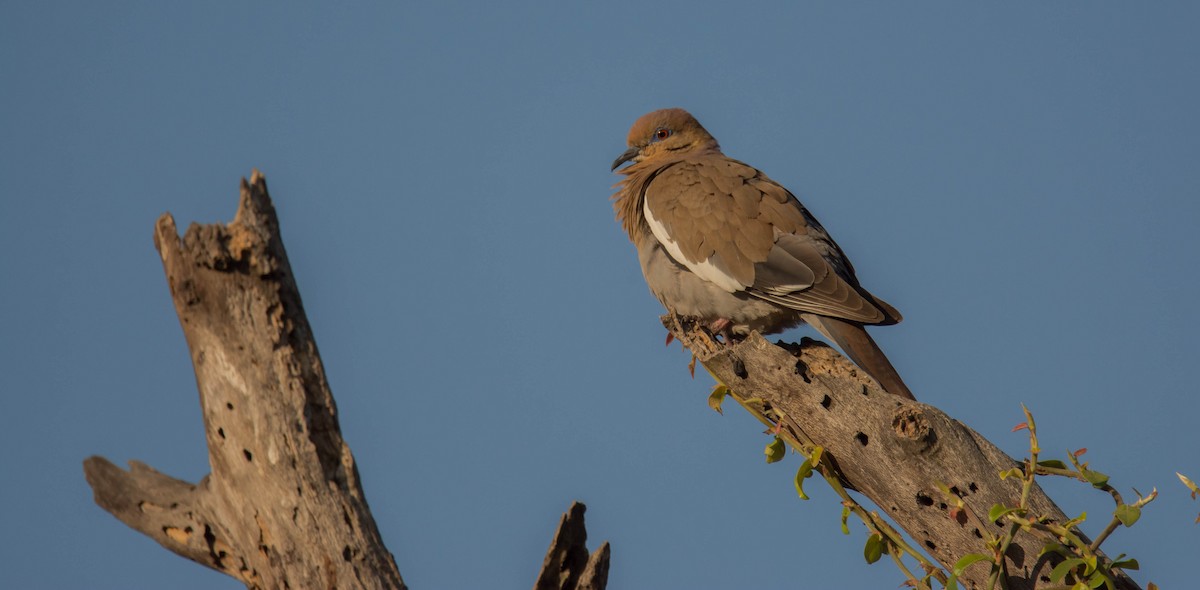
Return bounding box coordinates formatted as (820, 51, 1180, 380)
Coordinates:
(664, 316, 1141, 590)
(84, 172, 406, 589)
(83, 170, 1140, 589)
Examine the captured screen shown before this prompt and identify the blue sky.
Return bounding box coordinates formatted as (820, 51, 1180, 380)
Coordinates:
(2, 3, 1197, 588)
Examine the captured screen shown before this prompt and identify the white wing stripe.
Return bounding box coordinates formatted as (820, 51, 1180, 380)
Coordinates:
(644, 198, 746, 293)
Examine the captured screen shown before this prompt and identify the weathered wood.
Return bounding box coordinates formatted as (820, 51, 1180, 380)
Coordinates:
(84, 172, 406, 589)
(666, 318, 1139, 590)
(87, 167, 1130, 588)
(534, 502, 610, 590)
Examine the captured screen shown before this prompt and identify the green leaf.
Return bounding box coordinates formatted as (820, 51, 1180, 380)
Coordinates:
(947, 552, 992, 589)
(1020, 404, 1039, 453)
(1037, 459, 1067, 469)
(1082, 469, 1110, 488)
(1038, 542, 1068, 558)
(764, 437, 785, 463)
(1178, 472, 1199, 497)
(863, 533, 884, 564)
(953, 552, 992, 573)
(707, 384, 728, 414)
(1064, 511, 1088, 528)
(1086, 571, 1108, 589)
(1050, 558, 1087, 583)
(840, 505, 851, 535)
(1114, 504, 1141, 527)
(988, 503, 1022, 523)
(809, 445, 823, 466)
(998, 467, 1023, 480)
(793, 459, 814, 500)
(1112, 558, 1140, 570)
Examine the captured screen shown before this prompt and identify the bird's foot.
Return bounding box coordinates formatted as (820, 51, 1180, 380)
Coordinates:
(703, 317, 744, 347)
(707, 318, 731, 339)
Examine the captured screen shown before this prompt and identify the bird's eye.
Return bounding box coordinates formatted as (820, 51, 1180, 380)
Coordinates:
(653, 128, 672, 141)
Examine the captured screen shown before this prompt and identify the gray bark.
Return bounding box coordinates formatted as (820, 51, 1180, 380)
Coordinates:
(84, 172, 406, 589)
(664, 317, 1139, 590)
(84, 172, 608, 589)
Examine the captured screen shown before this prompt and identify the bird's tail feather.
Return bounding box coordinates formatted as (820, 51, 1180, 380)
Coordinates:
(801, 314, 915, 400)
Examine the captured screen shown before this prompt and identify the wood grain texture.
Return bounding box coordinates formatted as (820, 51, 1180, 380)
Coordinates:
(84, 172, 406, 589)
(664, 315, 1139, 590)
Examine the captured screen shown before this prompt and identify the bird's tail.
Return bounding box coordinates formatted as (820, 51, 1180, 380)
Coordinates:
(801, 314, 915, 400)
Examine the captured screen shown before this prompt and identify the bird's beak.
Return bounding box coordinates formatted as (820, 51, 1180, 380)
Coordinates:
(611, 146, 641, 171)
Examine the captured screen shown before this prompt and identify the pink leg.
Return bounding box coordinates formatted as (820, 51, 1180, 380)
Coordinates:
(707, 318, 733, 343)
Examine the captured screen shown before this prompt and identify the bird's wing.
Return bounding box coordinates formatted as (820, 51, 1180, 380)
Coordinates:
(642, 155, 898, 325)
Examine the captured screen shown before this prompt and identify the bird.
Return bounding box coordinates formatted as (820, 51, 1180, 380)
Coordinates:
(611, 108, 915, 400)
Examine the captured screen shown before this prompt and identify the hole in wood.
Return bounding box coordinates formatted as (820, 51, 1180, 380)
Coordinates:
(217, 427, 225, 439)
(203, 525, 224, 567)
(794, 359, 811, 383)
(924, 540, 937, 551)
(343, 545, 353, 562)
(854, 432, 868, 446)
(226, 402, 234, 410)
(916, 492, 934, 507)
(969, 482, 978, 493)
(820, 395, 831, 409)
(243, 449, 253, 462)
(733, 358, 747, 379)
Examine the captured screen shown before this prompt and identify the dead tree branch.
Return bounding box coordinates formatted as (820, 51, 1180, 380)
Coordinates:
(84, 172, 609, 589)
(84, 171, 405, 588)
(665, 318, 1140, 590)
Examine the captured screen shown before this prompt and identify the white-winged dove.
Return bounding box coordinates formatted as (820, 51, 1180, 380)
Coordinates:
(612, 108, 914, 400)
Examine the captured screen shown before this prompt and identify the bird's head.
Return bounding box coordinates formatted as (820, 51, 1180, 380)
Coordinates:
(611, 108, 720, 171)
